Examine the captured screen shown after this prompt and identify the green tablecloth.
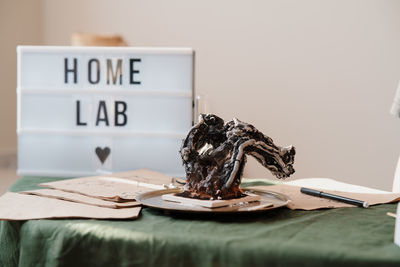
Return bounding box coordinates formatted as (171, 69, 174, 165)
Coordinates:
(1, 177, 400, 267)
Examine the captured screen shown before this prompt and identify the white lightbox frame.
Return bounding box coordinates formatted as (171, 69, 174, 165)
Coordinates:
(17, 46, 195, 177)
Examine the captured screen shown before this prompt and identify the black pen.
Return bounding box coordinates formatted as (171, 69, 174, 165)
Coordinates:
(300, 187, 369, 208)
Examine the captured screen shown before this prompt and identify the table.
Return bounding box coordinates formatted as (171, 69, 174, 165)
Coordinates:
(1, 176, 400, 267)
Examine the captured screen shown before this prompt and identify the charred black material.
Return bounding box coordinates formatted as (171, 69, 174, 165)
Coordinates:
(179, 114, 296, 200)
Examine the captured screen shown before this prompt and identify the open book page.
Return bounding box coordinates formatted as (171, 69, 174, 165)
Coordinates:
(113, 169, 175, 185)
(284, 178, 391, 194)
(39, 169, 170, 201)
(247, 184, 400, 210)
(20, 189, 140, 209)
(0, 192, 141, 220)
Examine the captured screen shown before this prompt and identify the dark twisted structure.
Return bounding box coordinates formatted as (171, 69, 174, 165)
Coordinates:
(179, 114, 296, 200)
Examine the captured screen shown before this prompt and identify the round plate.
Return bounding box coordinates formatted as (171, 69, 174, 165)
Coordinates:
(136, 188, 290, 213)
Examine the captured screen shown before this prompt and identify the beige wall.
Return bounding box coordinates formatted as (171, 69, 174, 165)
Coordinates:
(3, 0, 400, 190)
(0, 0, 43, 154)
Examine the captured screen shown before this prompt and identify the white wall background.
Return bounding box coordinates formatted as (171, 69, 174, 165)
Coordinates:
(0, 0, 42, 154)
(2, 0, 400, 190)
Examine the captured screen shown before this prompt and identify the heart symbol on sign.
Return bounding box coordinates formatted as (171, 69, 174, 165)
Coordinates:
(95, 147, 111, 164)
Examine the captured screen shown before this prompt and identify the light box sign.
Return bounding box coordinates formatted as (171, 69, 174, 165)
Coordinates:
(17, 46, 194, 177)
